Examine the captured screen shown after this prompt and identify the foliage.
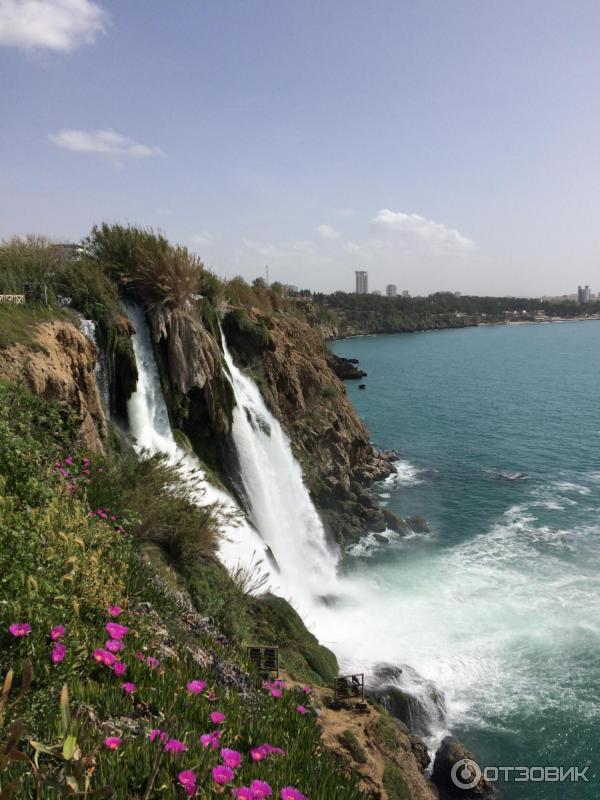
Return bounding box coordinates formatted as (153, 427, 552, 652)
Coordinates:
(312, 290, 600, 336)
(86, 224, 202, 310)
(0, 235, 63, 298)
(0, 381, 77, 506)
(247, 595, 338, 685)
(0, 387, 362, 800)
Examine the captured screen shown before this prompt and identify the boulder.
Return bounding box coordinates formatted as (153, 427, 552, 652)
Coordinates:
(432, 737, 494, 798)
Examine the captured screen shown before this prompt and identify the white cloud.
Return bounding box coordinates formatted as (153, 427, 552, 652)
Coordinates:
(0, 0, 107, 51)
(49, 128, 163, 163)
(371, 209, 476, 254)
(316, 223, 341, 240)
(189, 231, 212, 246)
(343, 241, 360, 254)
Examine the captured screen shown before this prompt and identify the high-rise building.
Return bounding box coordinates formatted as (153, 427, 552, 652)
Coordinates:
(578, 285, 591, 303)
(386, 284, 397, 297)
(401, 290, 410, 298)
(355, 270, 368, 294)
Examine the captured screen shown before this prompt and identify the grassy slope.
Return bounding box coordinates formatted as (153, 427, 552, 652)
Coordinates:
(0, 380, 364, 799)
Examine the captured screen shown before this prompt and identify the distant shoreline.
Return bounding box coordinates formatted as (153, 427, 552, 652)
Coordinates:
(329, 314, 600, 341)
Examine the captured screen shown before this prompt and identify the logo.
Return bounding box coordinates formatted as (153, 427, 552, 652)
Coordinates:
(451, 758, 482, 790)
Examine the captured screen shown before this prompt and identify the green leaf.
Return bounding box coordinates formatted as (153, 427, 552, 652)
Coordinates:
(62, 734, 77, 761)
(60, 684, 71, 735)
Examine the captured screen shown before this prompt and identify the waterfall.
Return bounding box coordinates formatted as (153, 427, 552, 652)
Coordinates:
(220, 333, 340, 609)
(123, 304, 274, 584)
(79, 317, 110, 417)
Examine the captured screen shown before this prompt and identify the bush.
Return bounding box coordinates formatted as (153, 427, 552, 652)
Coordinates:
(87, 224, 202, 310)
(0, 235, 62, 297)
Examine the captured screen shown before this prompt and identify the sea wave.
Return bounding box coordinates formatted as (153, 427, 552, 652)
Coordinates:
(384, 459, 429, 488)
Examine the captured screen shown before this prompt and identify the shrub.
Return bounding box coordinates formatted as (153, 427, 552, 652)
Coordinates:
(87, 224, 202, 310)
(0, 235, 62, 297)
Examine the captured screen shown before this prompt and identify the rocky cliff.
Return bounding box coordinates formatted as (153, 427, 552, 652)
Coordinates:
(0, 318, 107, 453)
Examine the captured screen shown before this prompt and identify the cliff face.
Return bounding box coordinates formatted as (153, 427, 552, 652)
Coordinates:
(0, 319, 107, 453)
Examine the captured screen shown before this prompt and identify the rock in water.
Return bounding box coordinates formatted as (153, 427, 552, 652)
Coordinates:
(432, 736, 495, 798)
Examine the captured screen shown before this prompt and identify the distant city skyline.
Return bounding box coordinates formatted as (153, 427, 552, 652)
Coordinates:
(1, 1, 600, 295)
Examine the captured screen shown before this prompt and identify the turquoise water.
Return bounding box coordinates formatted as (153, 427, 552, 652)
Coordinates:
(331, 322, 600, 800)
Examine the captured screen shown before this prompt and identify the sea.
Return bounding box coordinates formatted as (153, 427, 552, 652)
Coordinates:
(328, 321, 600, 800)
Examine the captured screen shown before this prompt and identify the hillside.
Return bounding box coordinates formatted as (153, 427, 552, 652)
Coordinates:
(0, 230, 439, 800)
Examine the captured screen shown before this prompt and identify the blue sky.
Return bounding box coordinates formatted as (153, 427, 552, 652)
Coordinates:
(1, 0, 599, 295)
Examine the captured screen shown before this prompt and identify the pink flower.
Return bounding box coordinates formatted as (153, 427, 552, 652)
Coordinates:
(9, 623, 31, 638)
(250, 780, 273, 799)
(270, 689, 282, 699)
(105, 622, 128, 640)
(186, 679, 206, 694)
(234, 789, 254, 800)
(50, 625, 65, 641)
(220, 748, 242, 769)
(302, 686, 311, 695)
(108, 605, 122, 618)
(113, 662, 127, 677)
(200, 731, 220, 749)
(106, 639, 124, 653)
(51, 643, 66, 664)
(178, 770, 197, 797)
(65, 457, 74, 466)
(210, 711, 225, 725)
(92, 648, 116, 667)
(135, 651, 145, 661)
(148, 729, 167, 743)
(104, 736, 121, 751)
(279, 790, 308, 800)
(122, 681, 136, 694)
(146, 656, 160, 669)
(164, 738, 187, 753)
(295, 705, 308, 715)
(211, 765, 234, 785)
(251, 745, 268, 762)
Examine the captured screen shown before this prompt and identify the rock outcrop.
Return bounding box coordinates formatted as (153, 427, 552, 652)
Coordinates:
(432, 737, 495, 799)
(303, 679, 439, 800)
(0, 319, 107, 452)
(329, 353, 367, 380)
(146, 304, 234, 446)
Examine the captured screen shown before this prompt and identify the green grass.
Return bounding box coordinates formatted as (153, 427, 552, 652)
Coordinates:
(382, 758, 411, 800)
(0, 305, 63, 351)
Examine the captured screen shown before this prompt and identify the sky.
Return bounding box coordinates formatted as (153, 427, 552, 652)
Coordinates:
(1, 0, 599, 296)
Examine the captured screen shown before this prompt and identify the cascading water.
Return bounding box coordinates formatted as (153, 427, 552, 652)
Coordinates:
(123, 305, 274, 583)
(123, 307, 443, 743)
(79, 317, 110, 417)
(220, 334, 340, 612)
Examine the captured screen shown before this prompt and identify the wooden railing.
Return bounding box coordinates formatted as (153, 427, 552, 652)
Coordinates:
(0, 295, 25, 305)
